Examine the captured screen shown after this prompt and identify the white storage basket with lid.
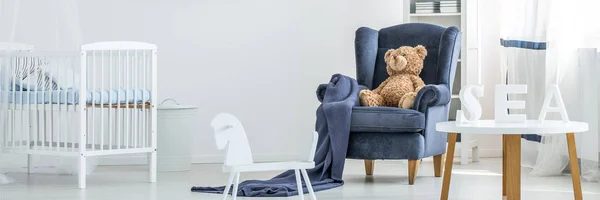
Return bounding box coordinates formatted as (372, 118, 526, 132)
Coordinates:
(157, 99, 198, 172)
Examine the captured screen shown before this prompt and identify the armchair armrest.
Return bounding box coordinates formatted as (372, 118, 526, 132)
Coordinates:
(413, 84, 451, 113)
(317, 83, 369, 103)
(316, 84, 328, 103)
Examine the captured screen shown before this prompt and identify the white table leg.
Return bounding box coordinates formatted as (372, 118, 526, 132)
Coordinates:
(472, 145, 480, 162)
(460, 134, 470, 165)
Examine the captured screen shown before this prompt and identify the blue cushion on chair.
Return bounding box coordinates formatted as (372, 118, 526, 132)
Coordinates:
(350, 106, 425, 133)
(347, 132, 424, 160)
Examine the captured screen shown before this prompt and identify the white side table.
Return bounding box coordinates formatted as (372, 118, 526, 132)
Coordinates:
(436, 120, 589, 200)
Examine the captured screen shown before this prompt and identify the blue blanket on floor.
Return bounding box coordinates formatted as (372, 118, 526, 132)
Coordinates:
(191, 74, 359, 197)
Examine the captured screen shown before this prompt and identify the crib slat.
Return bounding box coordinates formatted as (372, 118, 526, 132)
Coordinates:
(141, 52, 144, 148)
(138, 51, 142, 148)
(131, 51, 135, 148)
(33, 56, 38, 150)
(1, 58, 4, 148)
(79, 50, 88, 166)
(57, 57, 62, 151)
(141, 51, 145, 148)
(3, 110, 6, 148)
(101, 51, 105, 151)
(132, 50, 136, 148)
(109, 50, 113, 150)
(48, 55, 59, 151)
(117, 50, 121, 149)
(133, 50, 136, 148)
(133, 54, 136, 148)
(137, 51, 141, 147)
(150, 49, 158, 179)
(140, 51, 143, 148)
(2, 58, 4, 148)
(125, 50, 130, 149)
(50, 57, 54, 150)
(26, 56, 31, 148)
(62, 57, 67, 150)
(131, 50, 135, 148)
(72, 56, 77, 152)
(62, 57, 68, 150)
(9, 111, 13, 148)
(41, 56, 46, 151)
(143, 50, 147, 148)
(146, 50, 150, 148)
(29, 109, 34, 150)
(28, 57, 33, 150)
(92, 50, 96, 151)
(56, 57, 60, 150)
(11, 57, 16, 149)
(19, 57, 24, 150)
(40, 61, 43, 150)
(133, 50, 138, 148)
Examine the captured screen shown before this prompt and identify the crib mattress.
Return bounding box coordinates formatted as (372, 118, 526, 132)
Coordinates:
(2, 89, 151, 105)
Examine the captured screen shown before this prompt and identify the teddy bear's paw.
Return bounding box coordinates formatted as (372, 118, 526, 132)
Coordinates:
(399, 92, 418, 109)
(359, 90, 383, 107)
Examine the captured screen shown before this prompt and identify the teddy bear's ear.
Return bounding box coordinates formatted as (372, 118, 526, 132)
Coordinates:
(415, 45, 427, 59)
(384, 49, 395, 61)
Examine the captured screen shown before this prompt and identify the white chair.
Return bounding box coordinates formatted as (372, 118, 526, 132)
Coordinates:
(211, 113, 318, 200)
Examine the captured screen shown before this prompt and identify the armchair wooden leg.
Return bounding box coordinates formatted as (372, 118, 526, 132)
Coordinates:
(408, 159, 420, 185)
(433, 154, 445, 177)
(364, 160, 375, 175)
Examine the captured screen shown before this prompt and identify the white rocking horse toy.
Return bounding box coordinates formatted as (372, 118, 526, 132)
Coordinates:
(211, 113, 318, 200)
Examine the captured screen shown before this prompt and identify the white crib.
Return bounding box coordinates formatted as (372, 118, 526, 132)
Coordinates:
(0, 42, 158, 189)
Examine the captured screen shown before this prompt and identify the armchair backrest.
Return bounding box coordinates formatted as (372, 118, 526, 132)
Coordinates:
(355, 23, 461, 91)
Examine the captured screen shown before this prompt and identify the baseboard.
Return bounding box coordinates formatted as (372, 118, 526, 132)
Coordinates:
(96, 148, 502, 166)
(563, 155, 600, 174)
(190, 153, 302, 164)
(97, 153, 303, 166)
(1, 146, 506, 167)
(98, 154, 149, 165)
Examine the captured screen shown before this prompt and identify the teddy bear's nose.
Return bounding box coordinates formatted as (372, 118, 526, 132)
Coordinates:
(390, 56, 407, 71)
(396, 56, 406, 62)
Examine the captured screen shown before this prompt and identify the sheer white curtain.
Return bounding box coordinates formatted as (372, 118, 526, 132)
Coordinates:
(501, 0, 600, 182)
(0, 0, 95, 176)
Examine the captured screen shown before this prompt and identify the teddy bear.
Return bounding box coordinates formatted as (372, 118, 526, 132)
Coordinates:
(359, 45, 427, 109)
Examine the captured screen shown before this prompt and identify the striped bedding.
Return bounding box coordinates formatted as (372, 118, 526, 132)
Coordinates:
(7, 56, 59, 91)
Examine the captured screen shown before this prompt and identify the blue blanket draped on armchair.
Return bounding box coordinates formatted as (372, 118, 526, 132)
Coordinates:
(191, 74, 359, 197)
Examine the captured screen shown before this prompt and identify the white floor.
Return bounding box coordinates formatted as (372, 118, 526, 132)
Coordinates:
(1, 158, 599, 200)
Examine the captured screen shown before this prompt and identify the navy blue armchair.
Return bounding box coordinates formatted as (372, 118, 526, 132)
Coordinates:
(348, 23, 460, 184)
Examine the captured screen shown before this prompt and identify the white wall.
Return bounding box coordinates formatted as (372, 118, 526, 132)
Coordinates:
(75, 0, 405, 164)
